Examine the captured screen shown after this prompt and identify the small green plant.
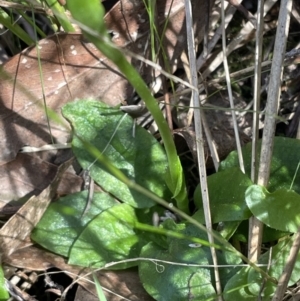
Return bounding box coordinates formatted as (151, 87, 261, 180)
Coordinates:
(32, 99, 243, 300)
(28, 1, 300, 300)
(32, 97, 300, 300)
(195, 137, 300, 299)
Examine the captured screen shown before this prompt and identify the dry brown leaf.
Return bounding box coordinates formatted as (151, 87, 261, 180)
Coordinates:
(3, 244, 77, 271)
(94, 268, 155, 301)
(0, 158, 72, 256)
(0, 153, 82, 204)
(75, 287, 100, 301)
(0, 33, 129, 165)
(5, 245, 154, 301)
(0, 153, 57, 202)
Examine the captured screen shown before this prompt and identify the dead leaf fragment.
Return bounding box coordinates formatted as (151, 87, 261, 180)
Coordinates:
(0, 153, 82, 204)
(0, 158, 72, 256)
(5, 245, 154, 301)
(0, 33, 129, 165)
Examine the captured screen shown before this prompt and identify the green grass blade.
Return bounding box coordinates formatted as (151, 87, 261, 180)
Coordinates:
(0, 8, 34, 45)
(92, 271, 107, 301)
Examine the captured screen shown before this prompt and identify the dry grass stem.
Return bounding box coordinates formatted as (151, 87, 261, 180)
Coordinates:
(185, 0, 222, 299)
(272, 231, 300, 301)
(201, 0, 278, 80)
(251, 0, 293, 261)
(221, 0, 245, 174)
(248, 0, 265, 259)
(196, 0, 234, 70)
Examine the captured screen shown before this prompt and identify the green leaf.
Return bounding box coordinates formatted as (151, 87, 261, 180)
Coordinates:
(225, 235, 300, 300)
(140, 242, 216, 301)
(62, 100, 171, 208)
(220, 137, 300, 193)
(0, 266, 9, 300)
(247, 236, 300, 298)
(223, 267, 257, 301)
(69, 203, 145, 268)
(31, 191, 117, 257)
(139, 221, 242, 301)
(246, 185, 300, 232)
(193, 167, 252, 223)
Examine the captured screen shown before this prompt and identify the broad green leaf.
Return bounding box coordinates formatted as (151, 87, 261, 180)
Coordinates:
(31, 191, 117, 257)
(225, 236, 300, 300)
(62, 100, 171, 208)
(193, 167, 252, 223)
(69, 203, 146, 268)
(140, 243, 216, 301)
(0, 265, 9, 300)
(246, 185, 300, 232)
(248, 236, 300, 298)
(223, 267, 256, 301)
(139, 221, 242, 301)
(220, 137, 300, 193)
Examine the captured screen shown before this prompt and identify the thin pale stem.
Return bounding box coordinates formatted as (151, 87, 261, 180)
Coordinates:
(221, 0, 245, 174)
(254, 0, 292, 261)
(248, 0, 264, 260)
(185, 0, 223, 299)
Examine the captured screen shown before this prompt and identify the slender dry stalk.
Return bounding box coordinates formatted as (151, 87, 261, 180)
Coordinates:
(220, 0, 245, 174)
(248, 0, 264, 260)
(196, 0, 236, 70)
(200, 102, 220, 171)
(251, 0, 293, 262)
(251, 0, 264, 184)
(181, 51, 220, 171)
(184, 0, 223, 299)
(201, 0, 278, 80)
(272, 230, 300, 301)
(272, 88, 300, 300)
